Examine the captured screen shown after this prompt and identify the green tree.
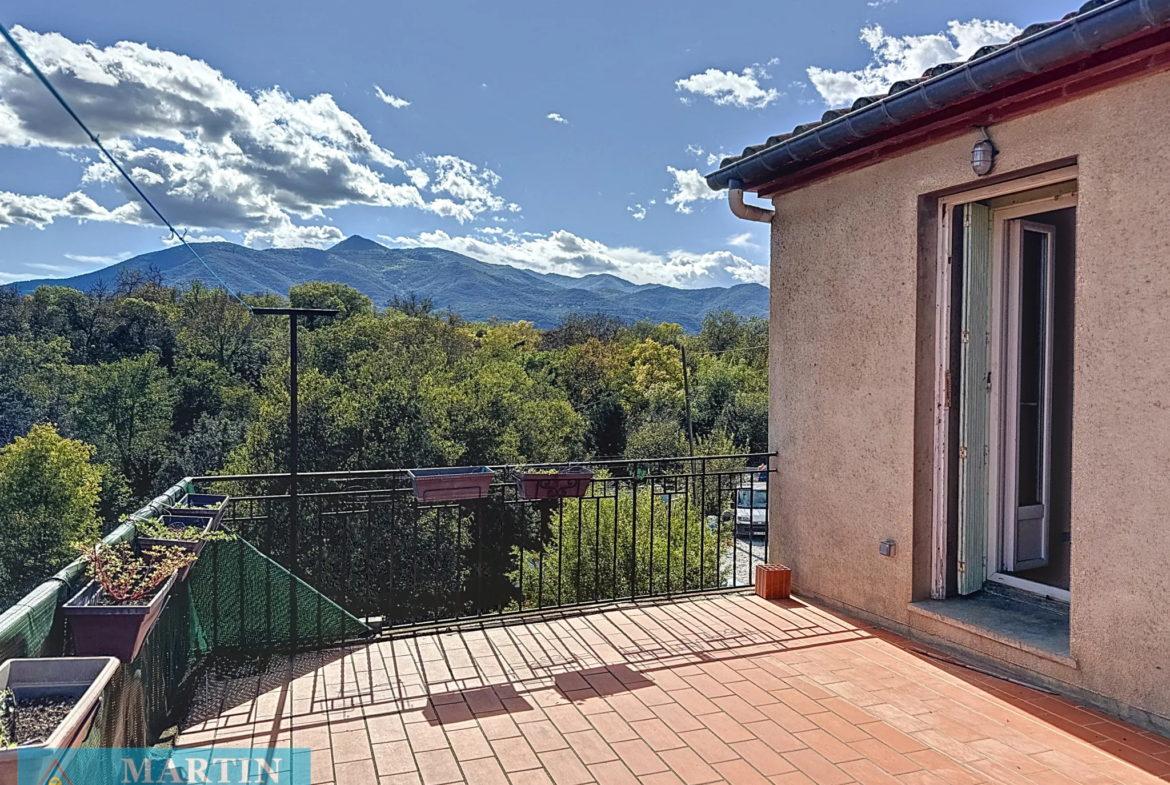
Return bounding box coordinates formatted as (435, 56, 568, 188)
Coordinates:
(519, 478, 727, 607)
(0, 424, 102, 606)
(0, 336, 74, 445)
(176, 282, 270, 380)
(71, 353, 176, 498)
(289, 282, 374, 321)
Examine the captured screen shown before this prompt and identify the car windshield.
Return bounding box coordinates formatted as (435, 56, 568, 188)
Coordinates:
(737, 489, 767, 509)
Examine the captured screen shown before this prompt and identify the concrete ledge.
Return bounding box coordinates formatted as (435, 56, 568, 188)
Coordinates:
(908, 597, 1077, 668)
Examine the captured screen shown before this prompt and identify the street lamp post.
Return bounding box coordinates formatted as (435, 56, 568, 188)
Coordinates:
(252, 307, 338, 651)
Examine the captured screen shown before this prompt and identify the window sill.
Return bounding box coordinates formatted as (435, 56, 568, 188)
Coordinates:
(909, 590, 1075, 669)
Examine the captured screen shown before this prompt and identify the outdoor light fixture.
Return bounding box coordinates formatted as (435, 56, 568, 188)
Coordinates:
(972, 127, 997, 176)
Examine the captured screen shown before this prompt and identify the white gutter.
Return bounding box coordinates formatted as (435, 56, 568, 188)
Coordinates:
(728, 179, 774, 223)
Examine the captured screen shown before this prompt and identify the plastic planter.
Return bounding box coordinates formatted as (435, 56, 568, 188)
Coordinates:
(62, 572, 178, 662)
(515, 468, 594, 500)
(167, 493, 228, 526)
(407, 467, 494, 502)
(137, 514, 216, 581)
(0, 657, 119, 778)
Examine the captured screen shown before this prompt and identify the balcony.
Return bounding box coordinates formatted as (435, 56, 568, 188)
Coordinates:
(2, 455, 1168, 784)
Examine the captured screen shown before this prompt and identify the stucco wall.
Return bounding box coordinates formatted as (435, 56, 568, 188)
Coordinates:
(768, 68, 1170, 722)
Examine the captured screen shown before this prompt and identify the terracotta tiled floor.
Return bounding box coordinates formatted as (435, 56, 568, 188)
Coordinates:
(176, 594, 1170, 784)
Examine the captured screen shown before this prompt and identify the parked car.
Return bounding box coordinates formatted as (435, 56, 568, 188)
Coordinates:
(734, 482, 768, 537)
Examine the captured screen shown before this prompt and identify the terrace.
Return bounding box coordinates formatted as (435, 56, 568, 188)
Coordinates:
(3, 454, 1169, 783)
(177, 594, 1170, 785)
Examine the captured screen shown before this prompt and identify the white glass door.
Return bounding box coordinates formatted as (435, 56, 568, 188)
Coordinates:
(1002, 219, 1055, 572)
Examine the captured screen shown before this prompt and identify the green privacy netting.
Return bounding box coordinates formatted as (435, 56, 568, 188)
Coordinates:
(0, 520, 138, 666)
(190, 536, 371, 653)
(0, 478, 371, 748)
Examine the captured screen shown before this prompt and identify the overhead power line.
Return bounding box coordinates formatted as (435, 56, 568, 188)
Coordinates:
(0, 21, 250, 309)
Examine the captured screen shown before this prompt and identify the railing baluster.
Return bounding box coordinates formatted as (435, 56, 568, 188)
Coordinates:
(648, 485, 656, 595)
(630, 473, 638, 601)
(700, 458, 707, 590)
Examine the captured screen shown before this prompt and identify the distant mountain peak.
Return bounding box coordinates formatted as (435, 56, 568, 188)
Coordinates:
(330, 235, 386, 252)
(14, 239, 767, 331)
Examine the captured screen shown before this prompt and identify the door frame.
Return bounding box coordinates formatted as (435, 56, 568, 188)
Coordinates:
(930, 166, 1077, 601)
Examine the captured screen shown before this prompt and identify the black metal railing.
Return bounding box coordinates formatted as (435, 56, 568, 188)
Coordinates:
(192, 453, 773, 644)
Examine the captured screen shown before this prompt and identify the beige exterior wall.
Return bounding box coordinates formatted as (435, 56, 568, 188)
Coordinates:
(768, 68, 1170, 724)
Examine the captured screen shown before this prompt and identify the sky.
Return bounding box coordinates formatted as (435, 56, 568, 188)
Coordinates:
(0, 0, 1074, 290)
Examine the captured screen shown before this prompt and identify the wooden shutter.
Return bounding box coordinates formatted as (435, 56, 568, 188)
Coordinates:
(957, 203, 992, 595)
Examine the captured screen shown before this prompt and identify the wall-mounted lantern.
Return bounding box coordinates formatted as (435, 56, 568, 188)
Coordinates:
(972, 127, 997, 176)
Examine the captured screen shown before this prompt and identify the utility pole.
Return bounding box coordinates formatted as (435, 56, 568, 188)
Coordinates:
(253, 307, 338, 652)
(681, 345, 695, 457)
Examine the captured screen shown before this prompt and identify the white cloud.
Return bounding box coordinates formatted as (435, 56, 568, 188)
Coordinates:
(161, 233, 231, 246)
(380, 228, 767, 288)
(628, 204, 647, 221)
(675, 64, 780, 109)
(373, 85, 410, 108)
(547, 112, 568, 124)
(244, 222, 343, 249)
(807, 19, 1021, 107)
(0, 27, 513, 247)
(687, 144, 730, 169)
(727, 232, 761, 250)
(0, 190, 136, 229)
(665, 167, 721, 214)
(64, 251, 134, 264)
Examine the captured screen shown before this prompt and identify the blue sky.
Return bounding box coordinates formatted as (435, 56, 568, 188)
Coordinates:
(0, 0, 1073, 289)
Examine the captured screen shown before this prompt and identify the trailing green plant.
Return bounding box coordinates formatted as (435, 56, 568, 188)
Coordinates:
(0, 688, 14, 749)
(78, 542, 196, 603)
(136, 516, 234, 543)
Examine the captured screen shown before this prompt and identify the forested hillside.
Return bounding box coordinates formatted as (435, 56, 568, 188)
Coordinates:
(0, 269, 768, 530)
(12, 237, 770, 331)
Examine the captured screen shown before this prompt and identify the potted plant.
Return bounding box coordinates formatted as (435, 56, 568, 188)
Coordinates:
(63, 542, 197, 662)
(135, 514, 233, 580)
(407, 466, 494, 502)
(0, 657, 120, 780)
(513, 467, 594, 500)
(166, 493, 229, 526)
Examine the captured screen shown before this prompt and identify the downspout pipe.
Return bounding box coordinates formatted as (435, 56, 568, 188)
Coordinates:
(728, 179, 774, 223)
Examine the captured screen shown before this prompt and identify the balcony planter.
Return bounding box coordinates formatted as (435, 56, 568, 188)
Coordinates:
(407, 466, 494, 503)
(0, 657, 119, 776)
(167, 493, 228, 526)
(136, 514, 227, 581)
(63, 542, 196, 662)
(514, 468, 594, 500)
(64, 573, 177, 663)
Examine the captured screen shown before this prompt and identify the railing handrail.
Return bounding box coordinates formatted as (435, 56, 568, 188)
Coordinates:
(189, 452, 778, 483)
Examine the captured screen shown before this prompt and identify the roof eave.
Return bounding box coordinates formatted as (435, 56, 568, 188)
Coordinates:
(705, 0, 1170, 193)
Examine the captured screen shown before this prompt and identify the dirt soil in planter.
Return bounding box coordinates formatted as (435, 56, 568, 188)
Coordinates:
(3, 695, 78, 745)
(89, 579, 169, 607)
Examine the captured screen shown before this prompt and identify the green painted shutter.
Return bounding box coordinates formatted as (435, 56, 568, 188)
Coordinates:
(957, 203, 992, 595)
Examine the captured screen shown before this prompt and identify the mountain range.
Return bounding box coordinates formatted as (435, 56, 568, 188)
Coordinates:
(13, 236, 768, 331)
